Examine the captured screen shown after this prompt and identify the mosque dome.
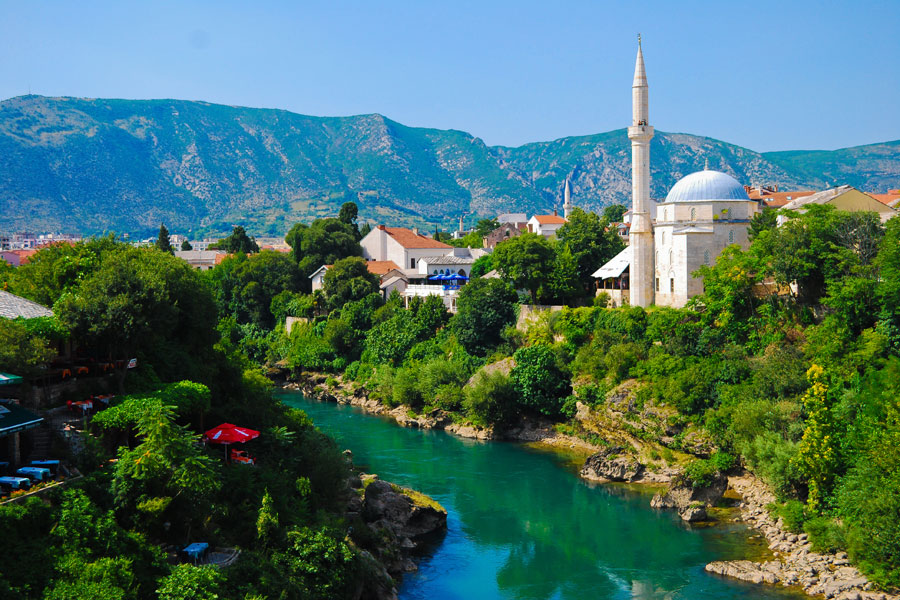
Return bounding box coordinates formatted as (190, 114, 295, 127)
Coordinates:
(664, 169, 750, 203)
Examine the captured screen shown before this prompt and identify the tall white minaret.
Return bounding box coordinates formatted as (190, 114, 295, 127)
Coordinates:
(563, 178, 573, 218)
(627, 35, 655, 307)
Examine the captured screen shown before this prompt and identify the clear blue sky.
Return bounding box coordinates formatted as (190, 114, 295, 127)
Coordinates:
(2, 0, 898, 152)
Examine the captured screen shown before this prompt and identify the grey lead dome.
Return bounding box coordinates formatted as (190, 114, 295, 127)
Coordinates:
(664, 170, 750, 203)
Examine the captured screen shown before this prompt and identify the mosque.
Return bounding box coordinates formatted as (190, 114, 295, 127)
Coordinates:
(593, 40, 761, 308)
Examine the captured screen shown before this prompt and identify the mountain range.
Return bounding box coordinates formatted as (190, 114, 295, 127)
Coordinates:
(1, 95, 898, 238)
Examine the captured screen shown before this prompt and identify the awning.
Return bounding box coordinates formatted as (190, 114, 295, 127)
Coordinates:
(0, 373, 22, 387)
(0, 401, 44, 438)
(592, 246, 632, 279)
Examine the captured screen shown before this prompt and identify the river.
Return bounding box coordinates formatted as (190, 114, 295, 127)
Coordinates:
(281, 391, 806, 600)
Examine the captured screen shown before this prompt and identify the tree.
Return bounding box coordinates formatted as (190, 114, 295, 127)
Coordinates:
(0, 318, 55, 375)
(474, 218, 500, 239)
(541, 243, 581, 305)
(510, 344, 571, 418)
(57, 246, 218, 390)
(757, 205, 883, 304)
(493, 233, 555, 302)
(602, 204, 628, 223)
(285, 218, 362, 289)
(338, 201, 361, 240)
(322, 257, 380, 310)
(210, 251, 303, 329)
(451, 279, 517, 355)
(213, 226, 259, 254)
(156, 225, 174, 254)
(470, 254, 493, 278)
(556, 208, 624, 295)
(793, 364, 837, 512)
(180, 240, 193, 251)
(748, 208, 778, 240)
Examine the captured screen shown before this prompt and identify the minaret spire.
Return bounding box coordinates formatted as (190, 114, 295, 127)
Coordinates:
(628, 37, 655, 307)
(563, 178, 573, 218)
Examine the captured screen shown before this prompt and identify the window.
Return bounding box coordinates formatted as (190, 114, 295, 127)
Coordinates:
(670, 278, 675, 293)
(704, 249, 710, 265)
(690, 207, 696, 221)
(655, 278, 659, 292)
(668, 250, 673, 266)
(728, 230, 734, 244)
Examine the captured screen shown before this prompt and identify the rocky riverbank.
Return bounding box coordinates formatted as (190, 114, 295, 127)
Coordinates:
(285, 372, 604, 453)
(705, 475, 899, 600)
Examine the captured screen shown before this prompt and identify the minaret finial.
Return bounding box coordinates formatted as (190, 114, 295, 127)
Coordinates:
(638, 33, 641, 48)
(704, 157, 709, 171)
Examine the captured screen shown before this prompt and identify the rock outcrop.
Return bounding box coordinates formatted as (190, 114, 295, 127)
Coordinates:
(362, 479, 447, 542)
(580, 446, 645, 482)
(650, 471, 727, 522)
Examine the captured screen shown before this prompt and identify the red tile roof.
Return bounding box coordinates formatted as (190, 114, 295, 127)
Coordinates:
(365, 260, 401, 275)
(532, 215, 567, 225)
(746, 189, 816, 208)
(383, 227, 452, 249)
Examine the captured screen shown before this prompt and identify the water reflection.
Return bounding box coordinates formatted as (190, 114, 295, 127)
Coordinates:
(281, 393, 804, 600)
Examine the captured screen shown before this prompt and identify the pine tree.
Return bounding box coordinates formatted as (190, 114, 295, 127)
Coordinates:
(156, 224, 173, 254)
(180, 239, 193, 251)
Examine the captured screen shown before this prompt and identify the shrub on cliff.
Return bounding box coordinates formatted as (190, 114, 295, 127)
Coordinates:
(463, 370, 518, 427)
(510, 344, 571, 419)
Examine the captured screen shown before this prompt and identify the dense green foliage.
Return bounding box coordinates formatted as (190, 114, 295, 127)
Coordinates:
(0, 236, 368, 599)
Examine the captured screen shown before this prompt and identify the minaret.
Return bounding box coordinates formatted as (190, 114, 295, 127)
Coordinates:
(563, 178, 574, 218)
(627, 35, 655, 307)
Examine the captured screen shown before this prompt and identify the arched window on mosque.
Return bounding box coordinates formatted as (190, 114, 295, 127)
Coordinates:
(729, 230, 734, 244)
(668, 250, 673, 266)
(704, 250, 710, 265)
(690, 207, 696, 221)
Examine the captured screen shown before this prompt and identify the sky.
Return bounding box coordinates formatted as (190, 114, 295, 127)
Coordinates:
(1, 0, 899, 152)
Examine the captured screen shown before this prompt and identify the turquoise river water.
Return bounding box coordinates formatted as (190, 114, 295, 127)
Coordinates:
(281, 391, 806, 600)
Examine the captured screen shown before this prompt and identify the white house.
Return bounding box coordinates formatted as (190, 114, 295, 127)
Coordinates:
(526, 214, 567, 238)
(360, 226, 453, 269)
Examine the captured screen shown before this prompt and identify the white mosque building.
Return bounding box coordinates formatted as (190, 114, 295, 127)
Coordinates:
(593, 40, 761, 308)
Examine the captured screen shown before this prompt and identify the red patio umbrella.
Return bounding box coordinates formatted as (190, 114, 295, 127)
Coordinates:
(204, 423, 260, 461)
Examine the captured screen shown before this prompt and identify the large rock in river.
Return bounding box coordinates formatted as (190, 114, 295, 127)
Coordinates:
(581, 446, 645, 482)
(651, 470, 727, 521)
(363, 480, 447, 540)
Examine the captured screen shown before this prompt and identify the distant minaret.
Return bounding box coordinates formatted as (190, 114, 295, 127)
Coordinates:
(627, 35, 655, 307)
(563, 178, 574, 218)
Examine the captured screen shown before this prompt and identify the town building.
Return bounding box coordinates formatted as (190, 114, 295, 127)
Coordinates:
(360, 225, 453, 269)
(484, 222, 527, 249)
(779, 185, 897, 224)
(173, 250, 228, 271)
(526, 213, 567, 238)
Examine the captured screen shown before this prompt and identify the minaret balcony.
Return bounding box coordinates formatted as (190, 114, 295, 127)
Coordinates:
(628, 125, 654, 141)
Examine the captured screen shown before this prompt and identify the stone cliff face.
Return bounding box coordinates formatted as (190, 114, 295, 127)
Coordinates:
(2, 95, 897, 237)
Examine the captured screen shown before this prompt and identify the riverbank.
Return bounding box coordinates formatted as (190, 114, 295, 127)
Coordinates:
(285, 372, 606, 455)
(706, 475, 900, 600)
